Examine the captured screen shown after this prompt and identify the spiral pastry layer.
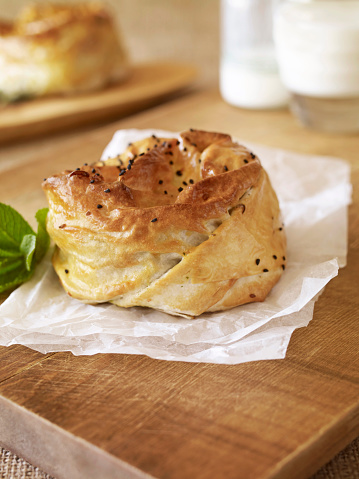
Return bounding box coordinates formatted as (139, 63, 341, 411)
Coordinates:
(43, 129, 286, 318)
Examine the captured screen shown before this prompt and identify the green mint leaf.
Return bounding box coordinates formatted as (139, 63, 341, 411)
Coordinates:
(34, 208, 50, 264)
(0, 258, 24, 275)
(0, 248, 22, 258)
(0, 203, 34, 249)
(0, 230, 20, 252)
(20, 234, 37, 271)
(0, 263, 33, 294)
(0, 203, 50, 293)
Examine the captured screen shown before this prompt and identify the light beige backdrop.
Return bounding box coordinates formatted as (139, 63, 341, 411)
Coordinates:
(0, 0, 220, 85)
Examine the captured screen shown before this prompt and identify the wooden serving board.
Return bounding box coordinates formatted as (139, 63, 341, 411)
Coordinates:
(0, 61, 197, 145)
(0, 90, 358, 479)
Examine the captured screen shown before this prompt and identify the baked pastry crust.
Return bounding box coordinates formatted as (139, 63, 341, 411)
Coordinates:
(43, 129, 287, 318)
(0, 3, 128, 102)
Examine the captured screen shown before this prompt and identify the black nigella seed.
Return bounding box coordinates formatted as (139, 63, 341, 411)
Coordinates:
(244, 159, 248, 164)
(256, 259, 260, 265)
(162, 142, 167, 147)
(152, 134, 157, 139)
(176, 140, 180, 145)
(104, 188, 110, 193)
(119, 169, 126, 176)
(151, 218, 158, 222)
(191, 143, 197, 147)
(184, 147, 187, 152)
(169, 160, 174, 165)
(176, 170, 182, 176)
(224, 165, 228, 172)
(97, 204, 103, 209)
(128, 142, 132, 146)
(92, 168, 96, 173)
(76, 167, 80, 171)
(198, 159, 201, 163)
(250, 152, 256, 159)
(189, 179, 194, 184)
(283, 256, 286, 261)
(95, 173, 100, 176)
(263, 269, 269, 272)
(90, 179, 95, 184)
(154, 144, 158, 148)
(127, 164, 131, 170)
(273, 255, 277, 260)
(178, 187, 183, 192)
(65, 269, 69, 274)
(139, 153, 145, 157)
(279, 227, 283, 231)
(159, 180, 163, 185)
(168, 144, 172, 148)
(164, 190, 168, 194)
(43, 178, 47, 181)
(282, 265, 286, 270)
(147, 148, 150, 151)
(190, 128, 194, 132)
(83, 163, 88, 166)
(183, 181, 187, 186)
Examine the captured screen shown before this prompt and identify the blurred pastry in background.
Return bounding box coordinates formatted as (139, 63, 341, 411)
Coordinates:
(0, 2, 129, 103)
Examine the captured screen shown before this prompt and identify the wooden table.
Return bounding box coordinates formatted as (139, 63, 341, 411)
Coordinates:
(0, 90, 358, 479)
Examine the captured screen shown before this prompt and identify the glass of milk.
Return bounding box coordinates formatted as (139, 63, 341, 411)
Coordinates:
(220, 0, 289, 110)
(274, 0, 359, 133)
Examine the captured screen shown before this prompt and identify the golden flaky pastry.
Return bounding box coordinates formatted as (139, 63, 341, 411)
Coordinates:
(0, 3, 128, 102)
(43, 129, 287, 318)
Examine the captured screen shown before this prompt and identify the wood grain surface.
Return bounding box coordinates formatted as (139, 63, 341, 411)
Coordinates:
(0, 90, 358, 479)
(0, 62, 197, 145)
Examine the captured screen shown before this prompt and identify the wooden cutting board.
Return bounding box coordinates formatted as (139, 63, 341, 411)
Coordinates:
(0, 90, 358, 479)
(0, 61, 197, 144)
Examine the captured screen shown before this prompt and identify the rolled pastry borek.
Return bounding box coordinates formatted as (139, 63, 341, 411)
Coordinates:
(42, 129, 286, 318)
(0, 2, 128, 102)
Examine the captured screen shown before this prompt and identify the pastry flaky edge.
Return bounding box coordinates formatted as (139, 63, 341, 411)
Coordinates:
(0, 2, 128, 102)
(42, 129, 287, 319)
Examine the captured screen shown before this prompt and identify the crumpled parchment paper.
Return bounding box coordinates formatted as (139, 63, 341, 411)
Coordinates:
(0, 129, 352, 364)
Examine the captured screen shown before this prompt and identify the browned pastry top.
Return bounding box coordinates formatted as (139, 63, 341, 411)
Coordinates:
(43, 129, 287, 318)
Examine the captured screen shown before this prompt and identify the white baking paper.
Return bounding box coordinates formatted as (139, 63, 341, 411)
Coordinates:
(0, 129, 352, 364)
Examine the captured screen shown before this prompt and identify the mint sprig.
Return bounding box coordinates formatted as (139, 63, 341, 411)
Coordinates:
(0, 203, 50, 293)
